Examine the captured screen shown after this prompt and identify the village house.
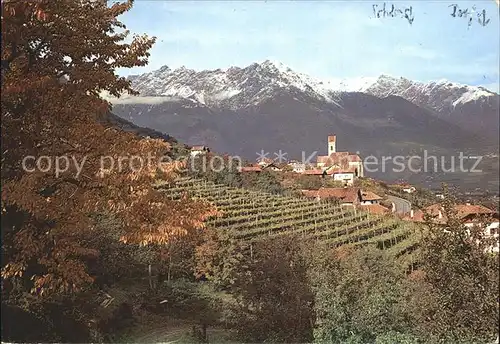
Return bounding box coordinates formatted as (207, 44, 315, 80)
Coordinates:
(301, 187, 388, 215)
(256, 157, 283, 172)
(190, 145, 210, 157)
(359, 191, 389, 214)
(360, 191, 383, 205)
(407, 203, 496, 224)
(407, 203, 499, 252)
(316, 135, 364, 178)
(288, 160, 306, 173)
(237, 165, 262, 173)
(324, 166, 357, 186)
(257, 157, 273, 167)
(392, 181, 416, 194)
(301, 169, 327, 178)
(435, 193, 445, 200)
(301, 187, 360, 207)
(264, 163, 282, 172)
(402, 185, 417, 194)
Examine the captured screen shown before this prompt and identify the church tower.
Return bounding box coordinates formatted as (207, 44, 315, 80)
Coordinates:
(328, 135, 336, 156)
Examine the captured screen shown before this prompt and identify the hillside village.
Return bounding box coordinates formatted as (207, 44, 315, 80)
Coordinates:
(231, 134, 364, 185)
(192, 133, 500, 252)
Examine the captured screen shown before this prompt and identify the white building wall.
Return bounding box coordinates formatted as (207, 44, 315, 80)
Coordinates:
(291, 163, 306, 173)
(464, 221, 499, 253)
(190, 150, 205, 158)
(348, 161, 364, 177)
(360, 200, 379, 205)
(333, 173, 354, 186)
(328, 137, 336, 155)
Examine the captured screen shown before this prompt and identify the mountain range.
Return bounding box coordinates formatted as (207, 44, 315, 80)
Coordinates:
(110, 60, 499, 192)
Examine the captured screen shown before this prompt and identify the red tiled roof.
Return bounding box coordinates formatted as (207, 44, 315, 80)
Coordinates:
(360, 191, 383, 201)
(402, 210, 423, 222)
(325, 166, 357, 175)
(406, 204, 496, 223)
(350, 155, 362, 162)
(238, 166, 262, 172)
(455, 204, 495, 218)
(317, 152, 362, 168)
(360, 204, 390, 215)
(303, 169, 325, 175)
(301, 187, 360, 204)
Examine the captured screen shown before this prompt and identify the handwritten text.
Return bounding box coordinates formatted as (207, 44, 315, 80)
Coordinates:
(449, 4, 490, 27)
(372, 3, 415, 25)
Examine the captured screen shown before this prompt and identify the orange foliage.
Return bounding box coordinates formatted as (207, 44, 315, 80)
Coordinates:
(1, 0, 215, 296)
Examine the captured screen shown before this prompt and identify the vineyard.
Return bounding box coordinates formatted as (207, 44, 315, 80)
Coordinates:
(155, 177, 422, 269)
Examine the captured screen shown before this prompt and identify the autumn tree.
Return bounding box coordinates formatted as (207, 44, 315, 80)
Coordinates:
(241, 170, 284, 194)
(194, 227, 246, 289)
(188, 154, 243, 188)
(308, 245, 415, 343)
(229, 236, 314, 343)
(1, 0, 215, 336)
(407, 187, 499, 343)
(296, 174, 323, 190)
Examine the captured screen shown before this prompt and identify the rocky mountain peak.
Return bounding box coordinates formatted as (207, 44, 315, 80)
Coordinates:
(126, 60, 498, 115)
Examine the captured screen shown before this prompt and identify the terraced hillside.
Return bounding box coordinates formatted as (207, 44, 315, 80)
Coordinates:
(155, 177, 421, 269)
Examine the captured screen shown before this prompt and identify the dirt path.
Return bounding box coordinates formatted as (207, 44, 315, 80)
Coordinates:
(121, 314, 233, 343)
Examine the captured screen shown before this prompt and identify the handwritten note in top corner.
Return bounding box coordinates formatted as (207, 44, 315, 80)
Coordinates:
(449, 4, 491, 28)
(372, 3, 415, 25)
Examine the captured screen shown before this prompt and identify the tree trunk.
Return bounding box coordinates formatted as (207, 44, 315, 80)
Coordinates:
(202, 323, 208, 343)
(148, 263, 153, 290)
(167, 253, 172, 282)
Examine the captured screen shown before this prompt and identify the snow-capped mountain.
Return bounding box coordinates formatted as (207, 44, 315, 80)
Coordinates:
(128, 60, 343, 109)
(125, 60, 499, 142)
(122, 61, 499, 143)
(128, 60, 498, 111)
(362, 74, 498, 111)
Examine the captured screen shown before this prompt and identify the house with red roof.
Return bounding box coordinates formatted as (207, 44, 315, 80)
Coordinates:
(256, 157, 274, 166)
(407, 203, 496, 224)
(393, 182, 417, 193)
(301, 187, 386, 213)
(288, 160, 306, 173)
(303, 169, 327, 176)
(190, 145, 210, 157)
(324, 165, 358, 186)
(406, 203, 499, 252)
(237, 165, 262, 173)
(256, 157, 283, 171)
(360, 191, 383, 205)
(301, 187, 361, 206)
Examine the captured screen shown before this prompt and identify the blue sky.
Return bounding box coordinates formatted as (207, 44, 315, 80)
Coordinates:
(117, 1, 499, 92)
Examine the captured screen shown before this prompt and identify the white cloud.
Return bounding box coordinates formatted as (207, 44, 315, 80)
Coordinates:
(101, 91, 182, 104)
